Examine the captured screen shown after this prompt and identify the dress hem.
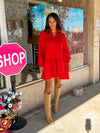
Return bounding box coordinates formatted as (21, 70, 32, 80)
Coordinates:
(41, 76, 70, 80)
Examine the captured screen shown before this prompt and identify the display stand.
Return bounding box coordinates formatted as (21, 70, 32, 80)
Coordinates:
(9, 81, 27, 130)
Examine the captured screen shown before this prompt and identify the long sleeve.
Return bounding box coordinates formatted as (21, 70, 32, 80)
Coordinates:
(63, 34, 71, 63)
(38, 31, 45, 67)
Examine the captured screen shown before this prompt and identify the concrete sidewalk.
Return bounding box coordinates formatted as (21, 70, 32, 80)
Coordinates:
(10, 82, 100, 133)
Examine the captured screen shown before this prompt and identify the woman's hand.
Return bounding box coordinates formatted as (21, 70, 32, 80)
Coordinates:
(68, 63, 72, 72)
(39, 67, 44, 73)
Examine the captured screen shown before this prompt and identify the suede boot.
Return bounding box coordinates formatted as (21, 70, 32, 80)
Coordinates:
(44, 92, 54, 125)
(53, 84, 62, 113)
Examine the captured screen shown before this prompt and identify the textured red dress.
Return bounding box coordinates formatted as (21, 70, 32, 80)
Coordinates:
(38, 28, 71, 79)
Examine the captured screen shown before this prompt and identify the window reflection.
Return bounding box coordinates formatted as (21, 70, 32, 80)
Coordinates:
(28, 3, 87, 68)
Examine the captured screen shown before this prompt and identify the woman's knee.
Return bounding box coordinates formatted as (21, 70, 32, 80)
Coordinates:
(45, 78, 53, 94)
(45, 85, 52, 94)
(54, 77, 61, 88)
(45, 88, 52, 94)
(56, 84, 62, 88)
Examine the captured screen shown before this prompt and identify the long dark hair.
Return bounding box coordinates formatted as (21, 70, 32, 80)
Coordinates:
(44, 12, 62, 33)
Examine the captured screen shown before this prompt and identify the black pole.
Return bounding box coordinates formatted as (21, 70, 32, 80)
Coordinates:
(9, 78, 27, 130)
(11, 81, 16, 93)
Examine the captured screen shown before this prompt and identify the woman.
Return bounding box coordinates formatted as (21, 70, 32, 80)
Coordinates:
(38, 12, 72, 125)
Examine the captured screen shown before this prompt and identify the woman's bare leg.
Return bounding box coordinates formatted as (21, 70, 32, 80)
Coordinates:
(45, 78, 53, 94)
(54, 77, 61, 88)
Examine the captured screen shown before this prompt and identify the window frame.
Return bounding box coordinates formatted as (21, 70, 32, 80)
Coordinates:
(1, 0, 89, 88)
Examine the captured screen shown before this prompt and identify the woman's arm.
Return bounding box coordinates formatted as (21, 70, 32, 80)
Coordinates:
(68, 62, 72, 72)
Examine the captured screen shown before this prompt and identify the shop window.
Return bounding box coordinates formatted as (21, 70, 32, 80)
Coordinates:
(4, 0, 87, 86)
(28, 1, 88, 69)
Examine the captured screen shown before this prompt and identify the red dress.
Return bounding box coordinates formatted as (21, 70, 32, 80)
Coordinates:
(38, 28, 71, 79)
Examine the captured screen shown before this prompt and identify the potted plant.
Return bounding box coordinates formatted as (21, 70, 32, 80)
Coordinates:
(0, 90, 22, 132)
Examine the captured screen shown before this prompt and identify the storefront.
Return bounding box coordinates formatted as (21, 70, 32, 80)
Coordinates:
(0, 0, 100, 115)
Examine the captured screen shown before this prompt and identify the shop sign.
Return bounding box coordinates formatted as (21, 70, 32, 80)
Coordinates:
(0, 43, 27, 76)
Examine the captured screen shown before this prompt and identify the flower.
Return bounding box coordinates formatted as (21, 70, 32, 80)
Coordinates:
(8, 104, 12, 108)
(4, 93, 9, 96)
(13, 108, 18, 112)
(4, 109, 7, 112)
(7, 97, 11, 102)
(0, 105, 4, 110)
(0, 91, 22, 119)
(4, 95, 8, 100)
(15, 92, 18, 96)
(6, 90, 12, 95)
(0, 91, 22, 132)
(12, 95, 15, 99)
(19, 92, 22, 96)
(0, 97, 2, 102)
(2, 103, 6, 107)
(12, 103, 19, 108)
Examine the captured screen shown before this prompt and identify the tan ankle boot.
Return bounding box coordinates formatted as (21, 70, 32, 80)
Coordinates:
(44, 92, 54, 125)
(53, 84, 62, 113)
